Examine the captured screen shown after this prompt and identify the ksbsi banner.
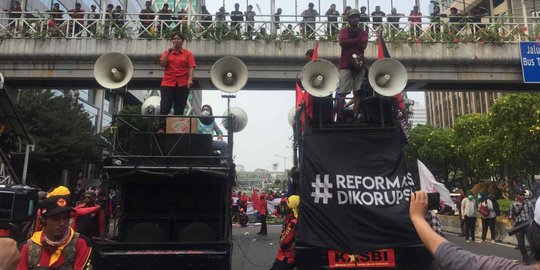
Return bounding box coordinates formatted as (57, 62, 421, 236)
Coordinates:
(297, 129, 421, 252)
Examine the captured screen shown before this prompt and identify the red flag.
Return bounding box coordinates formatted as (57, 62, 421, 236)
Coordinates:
(304, 91, 313, 118)
(252, 188, 260, 211)
(302, 42, 319, 118)
(377, 34, 409, 141)
(311, 42, 320, 60)
(295, 82, 304, 109)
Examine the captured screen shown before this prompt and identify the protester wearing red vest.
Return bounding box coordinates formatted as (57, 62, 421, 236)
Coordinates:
(258, 194, 268, 235)
(271, 195, 300, 270)
(17, 186, 92, 270)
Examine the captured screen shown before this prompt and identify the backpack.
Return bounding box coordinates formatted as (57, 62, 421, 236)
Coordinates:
(479, 202, 490, 217)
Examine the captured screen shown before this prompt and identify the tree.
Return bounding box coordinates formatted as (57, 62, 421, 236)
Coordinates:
(490, 93, 540, 189)
(453, 113, 501, 181)
(16, 90, 103, 187)
(406, 125, 455, 184)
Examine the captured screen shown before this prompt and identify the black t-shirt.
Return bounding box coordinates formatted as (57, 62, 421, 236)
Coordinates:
(231, 10, 243, 21)
(371, 11, 385, 23)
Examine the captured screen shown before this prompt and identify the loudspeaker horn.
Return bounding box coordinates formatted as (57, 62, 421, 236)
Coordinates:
(288, 107, 296, 127)
(222, 107, 248, 132)
(94, 52, 133, 89)
(141, 90, 161, 115)
(300, 59, 339, 97)
(211, 56, 248, 93)
(368, 58, 408, 97)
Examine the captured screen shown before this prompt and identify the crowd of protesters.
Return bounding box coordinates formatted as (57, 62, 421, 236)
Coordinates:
(1, 1, 491, 39)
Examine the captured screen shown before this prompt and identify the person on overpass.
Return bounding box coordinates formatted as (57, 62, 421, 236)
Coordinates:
(410, 191, 540, 269)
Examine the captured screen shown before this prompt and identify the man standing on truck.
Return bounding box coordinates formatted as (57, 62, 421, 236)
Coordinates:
(271, 195, 300, 270)
(337, 9, 368, 123)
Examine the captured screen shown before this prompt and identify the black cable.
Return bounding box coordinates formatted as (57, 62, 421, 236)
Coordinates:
(232, 235, 273, 268)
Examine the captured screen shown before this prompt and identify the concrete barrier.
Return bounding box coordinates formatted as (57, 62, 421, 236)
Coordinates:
(438, 214, 518, 245)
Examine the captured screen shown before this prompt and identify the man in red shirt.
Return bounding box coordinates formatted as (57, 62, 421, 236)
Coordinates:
(258, 194, 268, 235)
(73, 190, 105, 239)
(18, 186, 92, 270)
(337, 9, 368, 122)
(408, 6, 423, 37)
(271, 195, 300, 270)
(68, 3, 85, 36)
(158, 32, 196, 133)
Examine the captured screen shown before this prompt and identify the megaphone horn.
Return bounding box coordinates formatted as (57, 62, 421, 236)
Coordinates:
(211, 56, 248, 93)
(222, 107, 248, 132)
(94, 52, 133, 89)
(368, 58, 408, 97)
(300, 59, 339, 97)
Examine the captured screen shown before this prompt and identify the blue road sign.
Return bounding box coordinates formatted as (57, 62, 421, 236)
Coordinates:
(520, 42, 540, 83)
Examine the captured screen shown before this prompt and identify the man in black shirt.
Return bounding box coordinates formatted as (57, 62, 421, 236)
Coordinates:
(230, 3, 244, 32)
(371, 6, 385, 31)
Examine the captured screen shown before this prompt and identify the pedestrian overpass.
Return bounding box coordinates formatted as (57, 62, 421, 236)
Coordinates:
(0, 38, 533, 91)
(0, 14, 537, 92)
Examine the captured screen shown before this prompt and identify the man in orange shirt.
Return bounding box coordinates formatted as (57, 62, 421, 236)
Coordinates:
(157, 32, 196, 133)
(18, 186, 92, 270)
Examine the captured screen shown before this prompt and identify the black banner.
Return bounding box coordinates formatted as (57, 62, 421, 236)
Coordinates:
(297, 129, 421, 253)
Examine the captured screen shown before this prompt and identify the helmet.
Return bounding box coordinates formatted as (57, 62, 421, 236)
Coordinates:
(287, 195, 300, 218)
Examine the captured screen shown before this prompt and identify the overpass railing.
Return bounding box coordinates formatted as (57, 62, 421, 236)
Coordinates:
(0, 12, 538, 44)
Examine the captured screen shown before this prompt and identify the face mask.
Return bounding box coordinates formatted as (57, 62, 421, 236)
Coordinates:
(201, 110, 210, 116)
(468, 195, 474, 200)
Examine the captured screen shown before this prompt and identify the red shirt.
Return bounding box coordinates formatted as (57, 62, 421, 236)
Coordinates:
(258, 198, 268, 216)
(17, 236, 91, 270)
(160, 48, 196, 87)
(338, 27, 368, 69)
(73, 203, 105, 235)
(409, 11, 422, 24)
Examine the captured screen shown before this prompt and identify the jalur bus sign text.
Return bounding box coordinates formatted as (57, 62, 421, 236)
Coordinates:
(520, 42, 540, 83)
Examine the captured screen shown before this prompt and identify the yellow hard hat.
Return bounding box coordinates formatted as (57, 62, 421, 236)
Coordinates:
(287, 195, 300, 210)
(46, 186, 70, 198)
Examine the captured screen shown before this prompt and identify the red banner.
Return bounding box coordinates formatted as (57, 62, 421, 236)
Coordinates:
(328, 249, 396, 268)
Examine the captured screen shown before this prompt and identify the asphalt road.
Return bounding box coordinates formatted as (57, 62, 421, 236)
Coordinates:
(232, 224, 527, 270)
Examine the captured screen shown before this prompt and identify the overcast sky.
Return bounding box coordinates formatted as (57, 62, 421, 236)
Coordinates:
(201, 0, 429, 172)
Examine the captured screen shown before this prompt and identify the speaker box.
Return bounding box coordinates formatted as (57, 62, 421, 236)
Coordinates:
(360, 97, 397, 125)
(310, 95, 334, 124)
(174, 219, 220, 242)
(119, 217, 172, 242)
(0, 186, 38, 222)
(117, 170, 227, 243)
(127, 133, 213, 157)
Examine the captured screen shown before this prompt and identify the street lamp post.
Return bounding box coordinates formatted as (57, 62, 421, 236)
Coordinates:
(275, 155, 287, 172)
